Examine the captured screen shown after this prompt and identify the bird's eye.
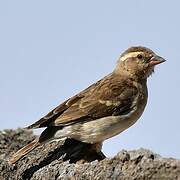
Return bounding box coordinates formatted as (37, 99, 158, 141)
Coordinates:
(137, 54, 143, 59)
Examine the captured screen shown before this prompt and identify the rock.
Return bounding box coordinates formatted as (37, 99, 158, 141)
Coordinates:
(0, 129, 180, 180)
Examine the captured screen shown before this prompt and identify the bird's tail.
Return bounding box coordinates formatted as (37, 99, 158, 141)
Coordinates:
(9, 138, 40, 164)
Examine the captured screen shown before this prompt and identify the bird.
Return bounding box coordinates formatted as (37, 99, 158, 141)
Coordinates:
(9, 46, 165, 164)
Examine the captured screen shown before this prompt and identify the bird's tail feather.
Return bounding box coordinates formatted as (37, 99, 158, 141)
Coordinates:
(9, 138, 40, 164)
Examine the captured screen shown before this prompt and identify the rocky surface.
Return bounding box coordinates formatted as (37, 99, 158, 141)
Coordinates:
(0, 129, 180, 180)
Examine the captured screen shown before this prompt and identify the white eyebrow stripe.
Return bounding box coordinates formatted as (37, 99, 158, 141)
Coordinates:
(119, 52, 142, 62)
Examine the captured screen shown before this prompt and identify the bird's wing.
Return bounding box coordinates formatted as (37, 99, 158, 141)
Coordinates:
(27, 74, 138, 128)
(26, 95, 84, 129)
(52, 75, 138, 126)
(26, 78, 103, 129)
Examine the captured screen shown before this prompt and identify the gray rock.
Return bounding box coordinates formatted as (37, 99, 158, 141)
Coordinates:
(0, 129, 180, 180)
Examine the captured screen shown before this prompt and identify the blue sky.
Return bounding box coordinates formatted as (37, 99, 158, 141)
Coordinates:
(0, 1, 180, 158)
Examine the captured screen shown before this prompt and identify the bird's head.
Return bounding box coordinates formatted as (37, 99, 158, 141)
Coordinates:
(115, 46, 166, 79)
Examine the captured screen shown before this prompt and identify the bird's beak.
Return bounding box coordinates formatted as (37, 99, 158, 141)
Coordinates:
(149, 55, 166, 66)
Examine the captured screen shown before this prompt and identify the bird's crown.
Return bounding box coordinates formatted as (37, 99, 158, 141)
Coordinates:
(119, 46, 155, 62)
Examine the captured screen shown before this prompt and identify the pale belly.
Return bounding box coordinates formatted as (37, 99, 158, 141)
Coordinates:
(70, 116, 137, 143)
(55, 103, 146, 144)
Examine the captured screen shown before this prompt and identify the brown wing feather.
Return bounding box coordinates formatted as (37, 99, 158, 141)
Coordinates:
(26, 76, 103, 129)
(27, 73, 138, 129)
(53, 75, 138, 126)
(26, 95, 83, 129)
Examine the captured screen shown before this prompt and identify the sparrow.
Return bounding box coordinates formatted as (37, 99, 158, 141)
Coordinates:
(9, 46, 165, 164)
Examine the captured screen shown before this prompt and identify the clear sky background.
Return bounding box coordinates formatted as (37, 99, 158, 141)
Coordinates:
(0, 1, 180, 159)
